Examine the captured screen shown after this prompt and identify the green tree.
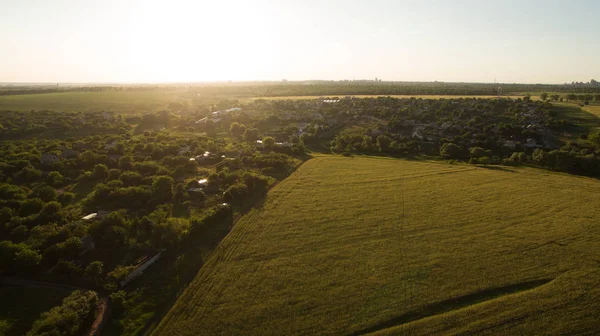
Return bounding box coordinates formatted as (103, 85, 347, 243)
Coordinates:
(540, 92, 548, 101)
(262, 136, 276, 149)
(469, 147, 486, 158)
(84, 261, 103, 281)
(15, 248, 41, 272)
(243, 128, 260, 142)
(92, 164, 108, 180)
(32, 185, 58, 202)
(204, 119, 217, 137)
(376, 135, 392, 152)
(229, 122, 246, 139)
(58, 192, 75, 206)
(47, 171, 64, 187)
(19, 198, 44, 217)
(107, 169, 121, 181)
(10, 225, 28, 241)
(152, 176, 174, 201)
(40, 201, 62, 220)
(118, 156, 134, 170)
(151, 218, 190, 250)
(440, 143, 461, 158)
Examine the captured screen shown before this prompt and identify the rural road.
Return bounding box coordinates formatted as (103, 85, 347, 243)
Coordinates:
(85, 297, 110, 336)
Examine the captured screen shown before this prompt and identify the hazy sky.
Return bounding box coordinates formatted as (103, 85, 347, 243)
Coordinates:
(1, 0, 599, 84)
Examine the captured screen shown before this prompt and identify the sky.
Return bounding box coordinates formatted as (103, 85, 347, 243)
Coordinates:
(1, 0, 599, 84)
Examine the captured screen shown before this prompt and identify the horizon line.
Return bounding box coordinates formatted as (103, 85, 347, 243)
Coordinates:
(0, 79, 582, 86)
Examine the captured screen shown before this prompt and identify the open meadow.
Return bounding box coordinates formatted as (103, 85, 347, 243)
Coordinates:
(153, 156, 600, 336)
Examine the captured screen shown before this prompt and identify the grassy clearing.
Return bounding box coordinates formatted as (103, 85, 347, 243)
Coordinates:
(153, 156, 600, 335)
(0, 285, 73, 336)
(0, 91, 186, 112)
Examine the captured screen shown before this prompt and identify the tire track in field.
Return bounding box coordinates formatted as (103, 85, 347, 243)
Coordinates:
(348, 278, 554, 336)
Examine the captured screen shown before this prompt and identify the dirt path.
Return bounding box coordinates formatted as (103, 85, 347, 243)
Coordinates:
(85, 297, 110, 336)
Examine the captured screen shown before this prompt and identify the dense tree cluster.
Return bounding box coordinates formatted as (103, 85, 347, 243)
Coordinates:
(27, 290, 97, 336)
(0, 107, 304, 288)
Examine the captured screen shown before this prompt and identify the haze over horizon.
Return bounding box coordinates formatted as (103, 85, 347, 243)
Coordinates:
(2, 0, 599, 84)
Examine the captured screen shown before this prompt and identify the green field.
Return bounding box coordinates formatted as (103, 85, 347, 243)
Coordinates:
(153, 156, 600, 335)
(0, 91, 187, 112)
(0, 286, 73, 336)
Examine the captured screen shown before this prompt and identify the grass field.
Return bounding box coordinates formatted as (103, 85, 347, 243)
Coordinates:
(153, 156, 600, 336)
(0, 286, 73, 336)
(0, 91, 187, 112)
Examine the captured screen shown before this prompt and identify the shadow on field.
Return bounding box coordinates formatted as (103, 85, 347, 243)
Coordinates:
(477, 165, 518, 173)
(106, 213, 235, 336)
(118, 181, 276, 335)
(348, 278, 553, 336)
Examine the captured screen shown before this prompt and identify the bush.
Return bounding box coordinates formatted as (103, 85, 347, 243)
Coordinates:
(108, 168, 121, 181)
(58, 192, 75, 206)
(223, 183, 248, 204)
(440, 143, 461, 158)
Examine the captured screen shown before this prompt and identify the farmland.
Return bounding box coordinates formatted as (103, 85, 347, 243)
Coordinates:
(154, 156, 600, 335)
(0, 90, 187, 113)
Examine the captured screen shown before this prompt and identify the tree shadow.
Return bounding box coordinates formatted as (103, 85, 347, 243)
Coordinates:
(476, 165, 518, 173)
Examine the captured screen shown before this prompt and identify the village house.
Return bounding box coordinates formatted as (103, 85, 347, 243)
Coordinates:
(503, 140, 518, 149)
(178, 146, 191, 155)
(81, 210, 110, 221)
(412, 131, 424, 140)
(524, 138, 542, 149)
(275, 141, 292, 148)
(104, 140, 118, 150)
(195, 151, 213, 162)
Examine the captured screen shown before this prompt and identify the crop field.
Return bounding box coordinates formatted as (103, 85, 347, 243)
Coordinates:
(0, 286, 73, 336)
(0, 91, 187, 112)
(153, 156, 600, 335)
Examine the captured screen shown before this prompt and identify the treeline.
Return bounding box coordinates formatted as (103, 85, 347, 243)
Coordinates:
(4, 81, 600, 98)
